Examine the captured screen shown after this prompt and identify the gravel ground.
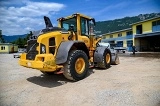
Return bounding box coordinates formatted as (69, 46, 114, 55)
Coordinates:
(0, 53, 160, 106)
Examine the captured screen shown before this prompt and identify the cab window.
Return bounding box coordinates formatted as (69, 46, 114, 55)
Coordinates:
(80, 17, 89, 36)
(61, 18, 77, 32)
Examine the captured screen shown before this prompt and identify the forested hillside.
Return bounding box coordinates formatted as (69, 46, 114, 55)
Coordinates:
(1, 12, 160, 44)
(2, 34, 26, 43)
(95, 13, 160, 35)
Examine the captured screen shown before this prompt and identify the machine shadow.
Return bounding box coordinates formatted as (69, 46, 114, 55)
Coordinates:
(27, 74, 72, 88)
(86, 68, 94, 77)
(27, 68, 94, 88)
(93, 65, 112, 70)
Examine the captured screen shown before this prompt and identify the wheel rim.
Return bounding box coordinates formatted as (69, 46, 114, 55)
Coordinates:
(106, 53, 111, 64)
(75, 57, 85, 74)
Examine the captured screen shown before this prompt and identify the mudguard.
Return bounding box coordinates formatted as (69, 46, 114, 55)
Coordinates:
(55, 41, 88, 64)
(94, 46, 110, 62)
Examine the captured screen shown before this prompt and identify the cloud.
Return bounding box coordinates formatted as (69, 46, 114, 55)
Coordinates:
(0, 0, 65, 35)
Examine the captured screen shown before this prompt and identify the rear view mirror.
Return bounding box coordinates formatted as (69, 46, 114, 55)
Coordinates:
(90, 18, 96, 26)
(91, 18, 96, 26)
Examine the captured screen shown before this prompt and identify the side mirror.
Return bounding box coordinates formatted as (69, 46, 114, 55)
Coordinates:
(89, 18, 96, 26)
(91, 18, 96, 26)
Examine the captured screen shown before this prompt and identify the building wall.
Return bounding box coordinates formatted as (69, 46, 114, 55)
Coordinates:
(123, 40, 127, 47)
(9, 45, 13, 53)
(105, 30, 129, 39)
(14, 45, 18, 52)
(132, 18, 160, 35)
(8, 45, 18, 53)
(135, 38, 150, 51)
(0, 45, 9, 53)
(132, 17, 160, 51)
(135, 38, 140, 51)
(103, 17, 160, 52)
(104, 29, 133, 48)
(142, 21, 152, 33)
(0, 43, 18, 53)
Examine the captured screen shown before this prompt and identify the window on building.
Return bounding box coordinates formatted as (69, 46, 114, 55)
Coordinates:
(1, 46, 5, 50)
(152, 20, 160, 32)
(127, 40, 133, 52)
(117, 41, 123, 47)
(102, 36, 106, 39)
(110, 35, 113, 38)
(126, 31, 133, 36)
(127, 40, 133, 47)
(118, 33, 122, 37)
(136, 25, 142, 34)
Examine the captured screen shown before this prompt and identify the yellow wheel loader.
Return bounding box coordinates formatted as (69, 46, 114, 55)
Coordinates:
(19, 13, 119, 81)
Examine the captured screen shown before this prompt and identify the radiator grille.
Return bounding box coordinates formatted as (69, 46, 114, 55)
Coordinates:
(26, 40, 38, 60)
(49, 37, 56, 55)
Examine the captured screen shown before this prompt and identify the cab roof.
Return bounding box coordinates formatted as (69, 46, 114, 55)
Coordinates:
(57, 13, 93, 21)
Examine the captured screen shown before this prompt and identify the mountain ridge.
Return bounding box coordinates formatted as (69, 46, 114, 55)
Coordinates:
(2, 12, 160, 42)
(95, 12, 160, 35)
(2, 34, 26, 43)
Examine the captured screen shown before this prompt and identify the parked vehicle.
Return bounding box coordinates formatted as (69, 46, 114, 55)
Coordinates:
(98, 42, 120, 65)
(13, 48, 26, 58)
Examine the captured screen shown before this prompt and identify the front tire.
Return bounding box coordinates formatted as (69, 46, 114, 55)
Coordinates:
(63, 50, 89, 81)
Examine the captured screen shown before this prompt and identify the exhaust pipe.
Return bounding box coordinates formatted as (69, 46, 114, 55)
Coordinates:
(44, 16, 53, 28)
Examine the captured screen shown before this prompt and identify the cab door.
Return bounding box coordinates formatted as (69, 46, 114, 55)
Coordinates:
(78, 17, 90, 47)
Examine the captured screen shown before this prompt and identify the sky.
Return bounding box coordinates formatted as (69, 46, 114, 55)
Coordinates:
(0, 0, 160, 35)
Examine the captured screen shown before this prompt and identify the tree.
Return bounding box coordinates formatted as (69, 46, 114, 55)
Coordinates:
(16, 37, 23, 47)
(26, 31, 33, 40)
(11, 31, 33, 47)
(0, 30, 5, 43)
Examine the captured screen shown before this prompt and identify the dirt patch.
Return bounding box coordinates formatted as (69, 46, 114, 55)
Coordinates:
(0, 54, 160, 106)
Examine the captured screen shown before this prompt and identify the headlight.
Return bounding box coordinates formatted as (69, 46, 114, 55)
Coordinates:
(41, 44, 46, 54)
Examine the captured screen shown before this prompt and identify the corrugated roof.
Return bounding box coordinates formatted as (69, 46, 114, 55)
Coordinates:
(134, 31, 160, 38)
(102, 28, 132, 35)
(130, 16, 160, 25)
(0, 43, 18, 46)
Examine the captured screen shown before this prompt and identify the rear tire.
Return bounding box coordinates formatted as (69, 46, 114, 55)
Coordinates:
(97, 49, 111, 69)
(63, 50, 89, 81)
(112, 55, 120, 65)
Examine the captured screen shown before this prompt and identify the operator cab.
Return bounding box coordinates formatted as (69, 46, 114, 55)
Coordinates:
(58, 13, 96, 38)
